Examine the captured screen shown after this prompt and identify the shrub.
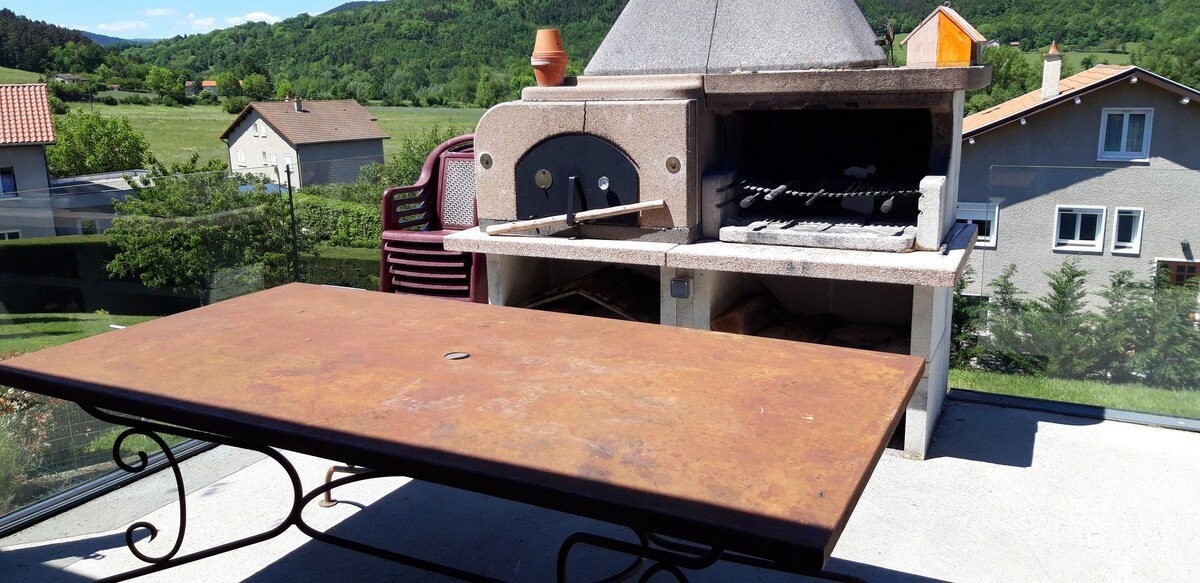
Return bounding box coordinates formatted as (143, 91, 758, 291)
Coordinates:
(222, 96, 251, 114)
(119, 95, 153, 106)
(196, 91, 219, 105)
(48, 96, 69, 114)
(301, 247, 379, 290)
(98, 95, 119, 106)
(294, 194, 381, 248)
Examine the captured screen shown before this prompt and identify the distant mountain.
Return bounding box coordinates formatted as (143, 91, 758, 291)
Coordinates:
(0, 8, 93, 72)
(321, 2, 384, 16)
(80, 31, 156, 47)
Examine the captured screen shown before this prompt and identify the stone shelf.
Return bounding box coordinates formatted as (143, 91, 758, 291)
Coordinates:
(445, 222, 976, 287)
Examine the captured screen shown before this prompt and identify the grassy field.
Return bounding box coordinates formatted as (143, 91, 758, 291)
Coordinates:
(75, 103, 485, 168)
(949, 369, 1200, 419)
(0, 66, 39, 84)
(1021, 48, 1132, 71)
(0, 313, 156, 354)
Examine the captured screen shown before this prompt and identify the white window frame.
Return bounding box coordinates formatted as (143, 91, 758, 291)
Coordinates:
(1111, 207, 1144, 255)
(256, 120, 267, 138)
(284, 154, 293, 173)
(1097, 108, 1152, 161)
(236, 149, 246, 168)
(270, 153, 278, 166)
(955, 202, 999, 248)
(262, 151, 269, 166)
(0, 229, 21, 240)
(1054, 205, 1106, 252)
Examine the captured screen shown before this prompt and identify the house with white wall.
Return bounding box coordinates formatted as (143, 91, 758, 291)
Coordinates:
(219, 98, 389, 188)
(958, 48, 1200, 298)
(0, 84, 56, 240)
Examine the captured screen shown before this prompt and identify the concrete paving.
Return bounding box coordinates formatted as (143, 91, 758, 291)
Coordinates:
(2, 399, 1198, 582)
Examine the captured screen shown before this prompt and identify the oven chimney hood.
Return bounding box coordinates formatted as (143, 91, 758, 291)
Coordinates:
(585, 0, 887, 76)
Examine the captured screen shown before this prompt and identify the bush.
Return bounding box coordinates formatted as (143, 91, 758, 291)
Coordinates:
(222, 96, 251, 114)
(98, 95, 119, 105)
(294, 194, 381, 248)
(196, 91, 219, 105)
(301, 247, 379, 290)
(119, 95, 154, 106)
(970, 261, 1200, 390)
(48, 96, 69, 114)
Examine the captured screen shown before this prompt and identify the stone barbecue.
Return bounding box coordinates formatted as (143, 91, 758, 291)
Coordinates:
(447, 0, 991, 458)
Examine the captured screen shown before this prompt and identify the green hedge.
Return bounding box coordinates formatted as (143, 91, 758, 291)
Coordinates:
(294, 194, 381, 249)
(301, 246, 379, 290)
(0, 235, 201, 314)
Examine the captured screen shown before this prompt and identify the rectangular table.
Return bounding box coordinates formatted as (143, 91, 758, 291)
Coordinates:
(0, 283, 922, 581)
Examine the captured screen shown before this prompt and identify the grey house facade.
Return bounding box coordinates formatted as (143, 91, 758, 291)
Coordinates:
(959, 61, 1200, 299)
(220, 99, 389, 188)
(0, 84, 57, 239)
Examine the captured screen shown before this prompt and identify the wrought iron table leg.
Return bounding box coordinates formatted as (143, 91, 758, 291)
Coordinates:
(78, 405, 504, 583)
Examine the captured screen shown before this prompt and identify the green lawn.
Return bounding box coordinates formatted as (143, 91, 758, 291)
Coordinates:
(367, 106, 485, 160)
(949, 369, 1200, 419)
(0, 313, 156, 354)
(0, 66, 39, 84)
(76, 104, 484, 168)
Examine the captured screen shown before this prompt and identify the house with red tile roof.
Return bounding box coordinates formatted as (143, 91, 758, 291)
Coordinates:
(957, 48, 1200, 299)
(0, 84, 57, 238)
(219, 98, 389, 188)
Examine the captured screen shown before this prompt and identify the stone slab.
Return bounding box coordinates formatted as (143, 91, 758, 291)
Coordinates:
(445, 227, 673, 266)
(703, 66, 992, 98)
(666, 232, 974, 288)
(719, 220, 917, 252)
(521, 74, 705, 102)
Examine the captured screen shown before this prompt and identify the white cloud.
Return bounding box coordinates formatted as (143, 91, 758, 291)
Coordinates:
(189, 17, 217, 31)
(144, 8, 177, 16)
(224, 11, 282, 26)
(95, 21, 149, 33)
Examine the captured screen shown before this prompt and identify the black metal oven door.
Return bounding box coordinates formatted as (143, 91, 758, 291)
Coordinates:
(515, 134, 639, 225)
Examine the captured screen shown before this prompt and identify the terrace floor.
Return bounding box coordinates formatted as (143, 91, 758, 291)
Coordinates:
(1, 398, 1197, 582)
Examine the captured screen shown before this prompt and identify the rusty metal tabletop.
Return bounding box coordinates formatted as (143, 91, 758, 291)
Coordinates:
(0, 283, 921, 570)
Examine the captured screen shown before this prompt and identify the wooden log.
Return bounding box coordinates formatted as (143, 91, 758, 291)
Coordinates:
(484, 199, 667, 235)
(710, 292, 779, 335)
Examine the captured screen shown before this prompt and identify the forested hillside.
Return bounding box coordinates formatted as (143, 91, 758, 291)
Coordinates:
(119, 0, 1200, 104)
(3, 0, 1197, 108)
(124, 0, 626, 106)
(0, 9, 93, 73)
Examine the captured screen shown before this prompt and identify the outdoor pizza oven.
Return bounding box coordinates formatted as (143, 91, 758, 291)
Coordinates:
(447, 0, 991, 459)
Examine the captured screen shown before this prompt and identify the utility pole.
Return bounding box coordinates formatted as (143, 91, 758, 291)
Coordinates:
(284, 165, 300, 282)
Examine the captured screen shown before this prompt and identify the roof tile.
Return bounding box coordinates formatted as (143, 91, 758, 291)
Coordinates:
(0, 84, 56, 146)
(221, 99, 389, 146)
(963, 65, 1132, 134)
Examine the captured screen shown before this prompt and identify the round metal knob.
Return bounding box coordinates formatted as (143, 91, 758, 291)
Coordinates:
(666, 157, 681, 174)
(534, 169, 553, 190)
(597, 176, 610, 191)
(479, 153, 493, 169)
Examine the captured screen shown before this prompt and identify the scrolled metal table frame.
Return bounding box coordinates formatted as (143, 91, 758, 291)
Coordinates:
(82, 405, 862, 583)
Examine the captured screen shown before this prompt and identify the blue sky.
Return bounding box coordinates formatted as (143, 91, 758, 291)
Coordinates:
(5, 1, 344, 40)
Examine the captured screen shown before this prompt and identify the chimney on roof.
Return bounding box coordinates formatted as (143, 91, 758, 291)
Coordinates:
(294, 96, 303, 112)
(1041, 41, 1062, 101)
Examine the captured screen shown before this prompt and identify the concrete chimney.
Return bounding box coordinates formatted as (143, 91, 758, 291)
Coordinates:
(294, 96, 303, 112)
(1041, 42, 1062, 101)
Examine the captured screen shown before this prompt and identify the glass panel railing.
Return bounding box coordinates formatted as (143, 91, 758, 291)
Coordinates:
(0, 133, 471, 525)
(952, 165, 1200, 420)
